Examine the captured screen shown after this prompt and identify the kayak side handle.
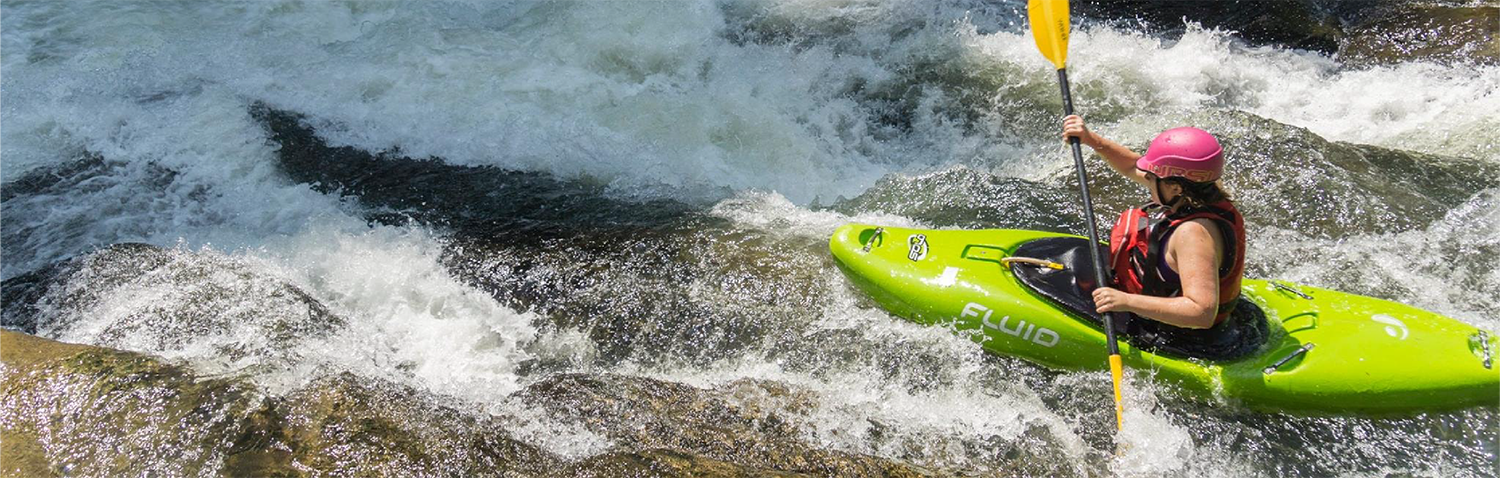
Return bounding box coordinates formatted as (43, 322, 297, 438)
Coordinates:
(1281, 312, 1319, 334)
(1475, 330, 1493, 370)
(861, 228, 884, 253)
(1263, 343, 1316, 375)
(1270, 281, 1313, 300)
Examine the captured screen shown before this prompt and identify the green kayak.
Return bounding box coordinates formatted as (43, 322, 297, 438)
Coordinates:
(830, 224, 1499, 414)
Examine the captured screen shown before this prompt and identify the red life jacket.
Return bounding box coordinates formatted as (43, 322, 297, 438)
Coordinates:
(1107, 201, 1246, 325)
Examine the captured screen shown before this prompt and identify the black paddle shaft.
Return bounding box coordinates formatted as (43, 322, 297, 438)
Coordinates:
(1056, 67, 1122, 356)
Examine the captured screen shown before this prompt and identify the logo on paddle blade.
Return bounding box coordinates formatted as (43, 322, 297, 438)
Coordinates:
(963, 302, 1059, 348)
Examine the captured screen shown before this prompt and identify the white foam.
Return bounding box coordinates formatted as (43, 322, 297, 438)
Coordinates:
(29, 222, 543, 403)
(38, 242, 333, 375)
(709, 190, 924, 237)
(5, 2, 1493, 250)
(256, 224, 540, 401)
(0, 1, 1054, 210)
(1054, 25, 1499, 160)
(0, 85, 351, 277)
(1109, 378, 1197, 477)
(495, 402, 616, 461)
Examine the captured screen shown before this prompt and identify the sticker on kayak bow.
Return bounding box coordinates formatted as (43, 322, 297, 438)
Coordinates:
(908, 234, 928, 261)
(1371, 314, 1409, 340)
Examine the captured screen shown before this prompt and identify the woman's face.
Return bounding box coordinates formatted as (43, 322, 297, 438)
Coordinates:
(1148, 173, 1182, 205)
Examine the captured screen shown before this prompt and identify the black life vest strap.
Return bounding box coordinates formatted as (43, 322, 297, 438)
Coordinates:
(1134, 203, 1239, 311)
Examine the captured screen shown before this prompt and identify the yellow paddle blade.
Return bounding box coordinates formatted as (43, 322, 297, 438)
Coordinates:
(1027, 0, 1071, 69)
(1109, 354, 1125, 430)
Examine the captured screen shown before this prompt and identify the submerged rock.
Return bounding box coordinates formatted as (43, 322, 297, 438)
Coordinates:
(1338, 5, 1500, 66)
(1058, 110, 1499, 239)
(829, 168, 1088, 233)
(1072, 0, 1346, 53)
(833, 109, 1497, 240)
(270, 373, 559, 476)
(517, 373, 936, 477)
(0, 154, 198, 280)
(251, 104, 698, 244)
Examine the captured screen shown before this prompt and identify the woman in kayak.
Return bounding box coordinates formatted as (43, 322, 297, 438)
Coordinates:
(1061, 115, 1246, 330)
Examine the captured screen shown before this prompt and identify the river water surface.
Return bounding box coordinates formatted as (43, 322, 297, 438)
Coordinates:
(2, 1, 1497, 476)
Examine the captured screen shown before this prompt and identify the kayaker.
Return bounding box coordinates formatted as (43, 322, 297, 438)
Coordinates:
(1061, 115, 1246, 330)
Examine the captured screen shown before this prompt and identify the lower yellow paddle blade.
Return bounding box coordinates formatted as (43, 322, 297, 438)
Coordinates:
(1109, 354, 1124, 430)
(1027, 0, 1071, 69)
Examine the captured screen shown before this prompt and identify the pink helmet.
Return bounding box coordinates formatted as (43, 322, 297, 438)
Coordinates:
(1135, 127, 1224, 183)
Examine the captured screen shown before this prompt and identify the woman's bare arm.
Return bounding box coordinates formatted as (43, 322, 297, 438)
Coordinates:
(1091, 219, 1223, 329)
(1061, 115, 1152, 189)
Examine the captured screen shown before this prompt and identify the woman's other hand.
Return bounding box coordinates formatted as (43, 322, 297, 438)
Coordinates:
(1062, 115, 1100, 148)
(1092, 287, 1133, 314)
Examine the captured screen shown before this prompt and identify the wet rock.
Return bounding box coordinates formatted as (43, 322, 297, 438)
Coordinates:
(2, 332, 937, 476)
(570, 449, 777, 477)
(571, 449, 823, 477)
(1338, 5, 1499, 66)
(281, 371, 935, 476)
(1073, 0, 1346, 53)
(0, 330, 279, 476)
(0, 242, 343, 372)
(517, 373, 937, 476)
(0, 331, 560, 476)
(272, 373, 558, 476)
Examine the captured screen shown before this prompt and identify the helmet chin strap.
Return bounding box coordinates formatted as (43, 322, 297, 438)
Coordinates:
(1154, 177, 1185, 210)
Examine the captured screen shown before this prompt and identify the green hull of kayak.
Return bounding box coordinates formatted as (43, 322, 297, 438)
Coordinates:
(830, 224, 1499, 414)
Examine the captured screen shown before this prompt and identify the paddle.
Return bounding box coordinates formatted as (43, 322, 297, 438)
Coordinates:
(1027, 0, 1126, 431)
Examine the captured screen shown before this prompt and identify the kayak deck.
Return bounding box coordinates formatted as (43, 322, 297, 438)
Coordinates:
(830, 224, 1499, 414)
(1006, 235, 1269, 361)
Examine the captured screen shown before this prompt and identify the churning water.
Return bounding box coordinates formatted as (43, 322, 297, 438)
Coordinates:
(2, 1, 1496, 475)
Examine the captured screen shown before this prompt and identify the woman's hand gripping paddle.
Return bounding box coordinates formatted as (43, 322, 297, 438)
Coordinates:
(1027, 0, 1126, 431)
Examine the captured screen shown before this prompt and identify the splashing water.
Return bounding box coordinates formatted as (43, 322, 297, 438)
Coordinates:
(3, 0, 1497, 475)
